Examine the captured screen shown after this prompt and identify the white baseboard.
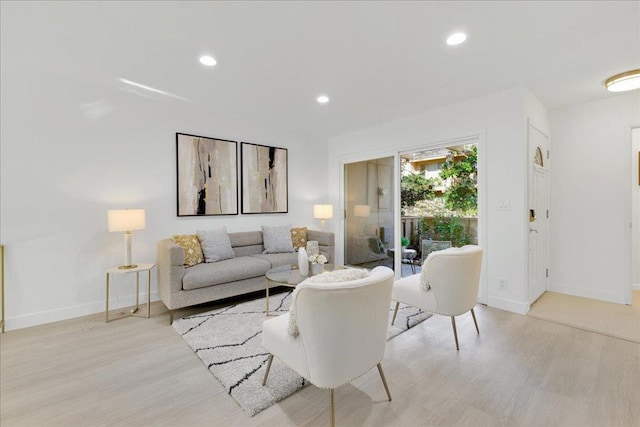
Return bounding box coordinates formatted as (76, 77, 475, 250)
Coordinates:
(548, 284, 626, 304)
(486, 295, 530, 315)
(633, 283, 640, 291)
(4, 292, 160, 331)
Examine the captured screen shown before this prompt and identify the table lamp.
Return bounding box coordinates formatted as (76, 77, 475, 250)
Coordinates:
(313, 204, 333, 226)
(353, 204, 371, 218)
(108, 209, 146, 269)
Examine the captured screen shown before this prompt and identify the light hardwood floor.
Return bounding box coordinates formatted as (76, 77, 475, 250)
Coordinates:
(1, 299, 639, 426)
(528, 290, 640, 343)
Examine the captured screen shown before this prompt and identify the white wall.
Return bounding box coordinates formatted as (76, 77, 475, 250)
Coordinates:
(549, 93, 640, 303)
(0, 57, 329, 331)
(328, 87, 542, 314)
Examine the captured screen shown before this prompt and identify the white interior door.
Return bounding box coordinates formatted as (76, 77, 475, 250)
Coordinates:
(528, 123, 550, 303)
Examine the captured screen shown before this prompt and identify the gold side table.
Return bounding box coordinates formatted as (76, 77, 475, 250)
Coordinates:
(105, 263, 155, 323)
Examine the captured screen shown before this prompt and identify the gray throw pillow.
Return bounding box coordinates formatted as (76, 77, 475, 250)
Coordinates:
(262, 224, 294, 254)
(196, 227, 235, 263)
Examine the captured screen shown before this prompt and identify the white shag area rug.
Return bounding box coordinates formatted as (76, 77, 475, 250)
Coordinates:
(172, 292, 431, 417)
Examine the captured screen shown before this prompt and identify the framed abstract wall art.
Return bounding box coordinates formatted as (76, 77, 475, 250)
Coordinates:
(241, 142, 288, 214)
(176, 133, 238, 216)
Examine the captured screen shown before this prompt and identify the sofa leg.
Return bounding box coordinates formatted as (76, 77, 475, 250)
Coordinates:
(169, 310, 173, 325)
(391, 301, 399, 325)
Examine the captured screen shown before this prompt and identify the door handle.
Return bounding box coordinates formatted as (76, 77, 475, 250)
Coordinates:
(529, 227, 539, 233)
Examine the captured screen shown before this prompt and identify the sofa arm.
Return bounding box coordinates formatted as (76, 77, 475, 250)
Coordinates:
(308, 230, 335, 263)
(157, 239, 186, 309)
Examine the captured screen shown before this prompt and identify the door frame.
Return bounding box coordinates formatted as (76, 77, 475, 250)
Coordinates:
(629, 124, 640, 304)
(527, 119, 550, 304)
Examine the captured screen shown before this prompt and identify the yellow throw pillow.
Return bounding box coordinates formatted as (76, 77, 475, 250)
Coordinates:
(290, 227, 308, 250)
(172, 235, 204, 267)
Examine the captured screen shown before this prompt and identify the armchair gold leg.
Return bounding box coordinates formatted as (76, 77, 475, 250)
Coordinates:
(391, 301, 399, 325)
(470, 308, 479, 334)
(451, 316, 459, 351)
(329, 388, 335, 427)
(262, 354, 274, 386)
(377, 363, 392, 401)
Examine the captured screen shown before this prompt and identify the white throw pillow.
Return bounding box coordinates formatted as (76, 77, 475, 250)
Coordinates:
(262, 224, 294, 254)
(288, 268, 369, 337)
(420, 261, 430, 291)
(305, 268, 369, 283)
(196, 227, 235, 263)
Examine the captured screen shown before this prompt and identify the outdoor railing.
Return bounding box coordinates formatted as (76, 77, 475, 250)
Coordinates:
(401, 215, 478, 248)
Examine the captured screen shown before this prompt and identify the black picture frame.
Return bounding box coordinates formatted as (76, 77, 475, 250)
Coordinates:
(241, 142, 288, 214)
(176, 132, 238, 217)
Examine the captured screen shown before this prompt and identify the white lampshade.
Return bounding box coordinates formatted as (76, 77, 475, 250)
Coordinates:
(108, 209, 146, 232)
(108, 209, 145, 269)
(313, 204, 333, 220)
(354, 205, 371, 218)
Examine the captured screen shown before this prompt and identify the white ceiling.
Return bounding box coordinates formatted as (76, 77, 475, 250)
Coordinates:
(2, 1, 638, 140)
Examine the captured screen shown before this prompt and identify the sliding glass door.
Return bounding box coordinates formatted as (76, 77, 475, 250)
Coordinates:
(344, 157, 395, 269)
(340, 135, 484, 299)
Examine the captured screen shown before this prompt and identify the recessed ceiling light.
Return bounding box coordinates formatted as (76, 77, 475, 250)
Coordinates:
(317, 95, 330, 104)
(605, 69, 640, 92)
(199, 55, 217, 66)
(446, 32, 467, 46)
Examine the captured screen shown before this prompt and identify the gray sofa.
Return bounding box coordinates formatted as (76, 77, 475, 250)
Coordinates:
(157, 229, 334, 322)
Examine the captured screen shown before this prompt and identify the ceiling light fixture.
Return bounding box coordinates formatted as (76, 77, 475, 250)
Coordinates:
(446, 32, 467, 46)
(316, 95, 330, 104)
(199, 55, 217, 66)
(605, 69, 640, 92)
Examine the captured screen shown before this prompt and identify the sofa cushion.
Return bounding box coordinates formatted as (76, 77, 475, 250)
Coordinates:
(171, 234, 204, 267)
(290, 227, 308, 249)
(262, 224, 294, 254)
(249, 252, 298, 268)
(182, 256, 271, 290)
(228, 231, 263, 247)
(233, 244, 265, 257)
(228, 231, 264, 257)
(197, 227, 235, 263)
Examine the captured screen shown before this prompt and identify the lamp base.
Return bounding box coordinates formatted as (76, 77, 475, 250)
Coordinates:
(118, 264, 138, 270)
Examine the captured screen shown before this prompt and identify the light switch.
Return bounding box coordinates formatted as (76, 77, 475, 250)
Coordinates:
(497, 199, 510, 211)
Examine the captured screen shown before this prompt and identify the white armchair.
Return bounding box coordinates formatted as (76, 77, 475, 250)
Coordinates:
(391, 245, 483, 350)
(262, 266, 394, 426)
